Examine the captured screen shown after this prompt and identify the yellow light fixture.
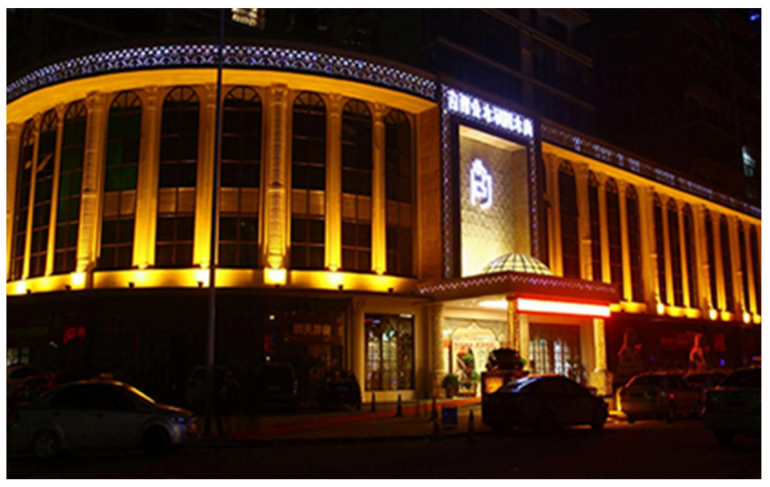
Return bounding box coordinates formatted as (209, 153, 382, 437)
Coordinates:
(709, 309, 718, 321)
(742, 312, 751, 324)
(656, 302, 666, 315)
(14, 280, 26, 295)
(264, 268, 287, 286)
(71, 272, 86, 288)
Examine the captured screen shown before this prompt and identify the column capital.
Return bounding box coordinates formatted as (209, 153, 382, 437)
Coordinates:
(268, 83, 289, 99)
(372, 102, 388, 120)
(31, 112, 43, 131)
(594, 171, 608, 185)
(573, 161, 590, 176)
(203, 83, 219, 106)
(55, 103, 67, 120)
(616, 178, 629, 192)
(85, 91, 105, 111)
(328, 93, 344, 114)
(7, 122, 22, 139)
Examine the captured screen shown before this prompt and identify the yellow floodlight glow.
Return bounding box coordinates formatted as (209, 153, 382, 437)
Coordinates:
(71, 272, 86, 288)
(264, 268, 287, 286)
(478, 299, 508, 310)
(327, 272, 343, 288)
(516, 297, 611, 318)
(753, 314, 761, 324)
(195, 268, 210, 287)
(742, 312, 751, 324)
(709, 308, 718, 321)
(656, 302, 666, 315)
(14, 280, 26, 295)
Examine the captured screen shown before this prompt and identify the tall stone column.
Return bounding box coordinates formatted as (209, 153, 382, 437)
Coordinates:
(637, 186, 657, 308)
(45, 104, 67, 276)
(23, 114, 42, 279)
(352, 297, 366, 396)
(428, 302, 446, 397)
(595, 173, 610, 283)
(193, 84, 218, 268)
(371, 103, 387, 275)
(325, 94, 343, 271)
(728, 216, 741, 315)
(660, 195, 673, 306)
(6, 122, 22, 280)
(549, 156, 563, 276)
(677, 201, 690, 308)
(77, 92, 108, 274)
(617, 180, 631, 302)
(263, 84, 290, 281)
(506, 297, 520, 351)
(712, 211, 725, 311)
(743, 220, 757, 314)
(574, 163, 592, 280)
(591, 318, 609, 395)
(134, 86, 161, 269)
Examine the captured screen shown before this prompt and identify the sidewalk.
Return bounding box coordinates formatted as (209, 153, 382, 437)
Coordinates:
(198, 397, 483, 445)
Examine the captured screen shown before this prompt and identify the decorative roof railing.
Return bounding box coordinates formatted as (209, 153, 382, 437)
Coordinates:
(542, 121, 761, 219)
(7, 43, 437, 102)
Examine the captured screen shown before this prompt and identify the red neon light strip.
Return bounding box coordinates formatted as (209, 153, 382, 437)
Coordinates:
(516, 297, 611, 318)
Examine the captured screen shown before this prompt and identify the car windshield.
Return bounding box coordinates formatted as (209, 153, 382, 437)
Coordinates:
(721, 369, 760, 388)
(628, 375, 662, 387)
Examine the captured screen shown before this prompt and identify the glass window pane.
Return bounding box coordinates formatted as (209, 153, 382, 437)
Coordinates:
(102, 220, 117, 244)
(118, 219, 134, 243)
(220, 217, 238, 242)
(221, 163, 240, 188)
(309, 219, 325, 244)
(241, 163, 259, 188)
(121, 165, 137, 191)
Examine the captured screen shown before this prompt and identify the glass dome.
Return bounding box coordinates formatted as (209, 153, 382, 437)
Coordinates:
(481, 253, 553, 275)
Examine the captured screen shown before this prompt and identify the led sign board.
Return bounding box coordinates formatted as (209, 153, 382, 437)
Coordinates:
(516, 297, 611, 318)
(446, 89, 533, 139)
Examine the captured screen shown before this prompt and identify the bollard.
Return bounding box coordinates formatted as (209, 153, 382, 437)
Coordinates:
(396, 394, 403, 417)
(467, 410, 476, 442)
(433, 417, 442, 440)
(371, 392, 376, 412)
(431, 396, 438, 420)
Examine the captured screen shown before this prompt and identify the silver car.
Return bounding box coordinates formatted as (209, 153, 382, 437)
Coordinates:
(8, 379, 198, 459)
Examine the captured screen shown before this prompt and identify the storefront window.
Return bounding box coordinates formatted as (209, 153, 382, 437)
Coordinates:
(529, 323, 581, 381)
(10, 121, 35, 281)
(365, 314, 414, 391)
(385, 109, 413, 277)
(342, 99, 372, 272)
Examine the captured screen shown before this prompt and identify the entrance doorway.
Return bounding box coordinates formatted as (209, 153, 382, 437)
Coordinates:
(529, 323, 582, 381)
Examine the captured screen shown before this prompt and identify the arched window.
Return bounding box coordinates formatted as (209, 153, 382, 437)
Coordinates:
(219, 86, 261, 268)
(558, 162, 580, 278)
(626, 185, 642, 301)
(385, 109, 413, 277)
(588, 172, 602, 281)
(720, 216, 734, 312)
(750, 226, 761, 314)
(290, 91, 326, 270)
(29, 109, 58, 278)
(653, 194, 667, 303)
(738, 223, 750, 312)
(53, 101, 87, 274)
(668, 200, 683, 307)
(341, 99, 372, 272)
(10, 121, 35, 281)
(101, 91, 141, 270)
(605, 178, 622, 286)
(156, 87, 199, 268)
(705, 210, 717, 309)
(682, 205, 698, 308)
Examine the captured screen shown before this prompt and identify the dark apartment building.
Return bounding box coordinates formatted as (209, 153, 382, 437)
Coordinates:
(593, 9, 761, 203)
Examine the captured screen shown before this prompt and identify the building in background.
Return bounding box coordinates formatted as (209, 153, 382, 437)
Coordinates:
(6, 9, 760, 405)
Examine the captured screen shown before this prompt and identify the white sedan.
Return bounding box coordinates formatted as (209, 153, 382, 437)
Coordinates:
(8, 379, 198, 459)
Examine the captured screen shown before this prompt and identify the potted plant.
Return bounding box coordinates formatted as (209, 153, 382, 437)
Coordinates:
(441, 373, 460, 399)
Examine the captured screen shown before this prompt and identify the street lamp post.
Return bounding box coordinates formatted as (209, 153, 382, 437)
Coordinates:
(206, 8, 225, 436)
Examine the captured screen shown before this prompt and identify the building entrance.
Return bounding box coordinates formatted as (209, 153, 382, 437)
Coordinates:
(529, 323, 582, 381)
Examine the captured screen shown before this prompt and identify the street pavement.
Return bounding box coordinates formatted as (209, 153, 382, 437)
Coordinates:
(7, 411, 761, 478)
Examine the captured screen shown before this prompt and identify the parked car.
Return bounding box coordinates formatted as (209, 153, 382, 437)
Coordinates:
(703, 367, 760, 446)
(482, 374, 608, 434)
(619, 372, 701, 423)
(253, 363, 299, 410)
(684, 370, 728, 406)
(184, 365, 241, 413)
(8, 379, 198, 459)
(318, 369, 362, 410)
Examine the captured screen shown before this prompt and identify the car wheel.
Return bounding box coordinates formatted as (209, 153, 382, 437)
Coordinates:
(591, 406, 607, 431)
(32, 430, 61, 460)
(666, 403, 676, 424)
(715, 430, 735, 446)
(142, 426, 171, 456)
(536, 409, 556, 435)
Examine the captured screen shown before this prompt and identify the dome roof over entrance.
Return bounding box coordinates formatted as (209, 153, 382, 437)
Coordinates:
(481, 253, 553, 276)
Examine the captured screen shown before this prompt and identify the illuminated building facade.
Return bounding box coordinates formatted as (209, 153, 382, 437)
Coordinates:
(7, 39, 760, 402)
